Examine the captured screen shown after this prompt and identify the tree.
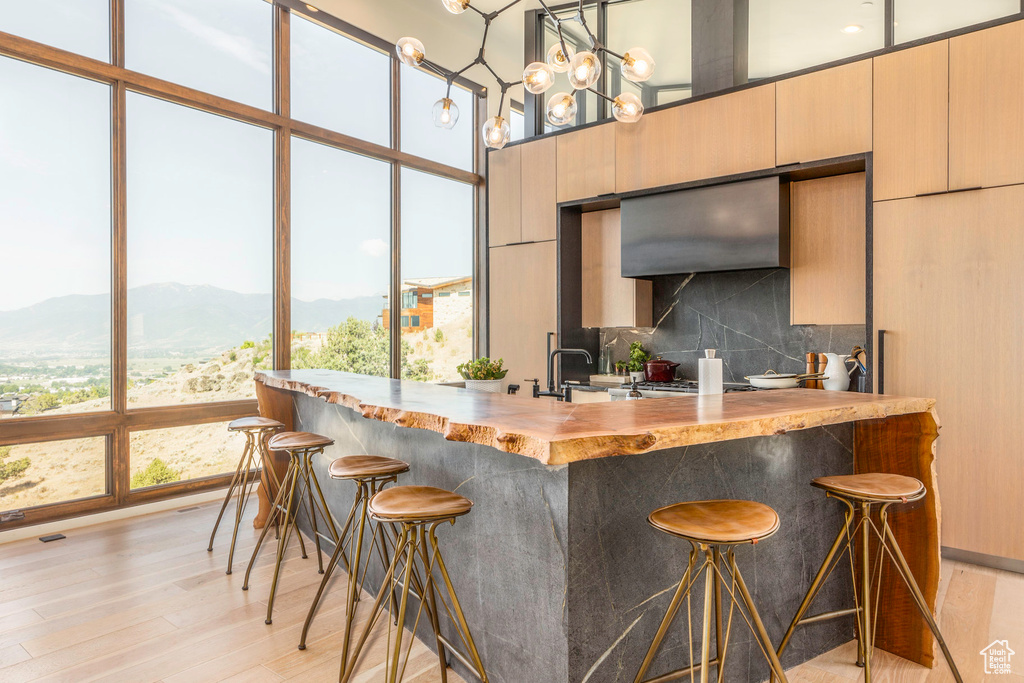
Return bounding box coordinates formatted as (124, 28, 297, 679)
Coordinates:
(292, 317, 434, 381)
(130, 458, 181, 488)
(0, 446, 30, 485)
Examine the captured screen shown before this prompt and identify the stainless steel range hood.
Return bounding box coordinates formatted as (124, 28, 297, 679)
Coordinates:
(620, 176, 790, 277)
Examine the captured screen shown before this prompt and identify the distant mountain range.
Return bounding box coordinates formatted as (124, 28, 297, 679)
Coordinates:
(0, 283, 385, 357)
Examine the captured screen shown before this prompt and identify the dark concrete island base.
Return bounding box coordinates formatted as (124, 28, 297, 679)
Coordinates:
(254, 371, 942, 683)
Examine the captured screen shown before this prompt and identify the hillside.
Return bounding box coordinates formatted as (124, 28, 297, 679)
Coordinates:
(0, 283, 385, 356)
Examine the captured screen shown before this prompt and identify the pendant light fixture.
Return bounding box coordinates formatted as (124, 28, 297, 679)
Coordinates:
(396, 0, 656, 149)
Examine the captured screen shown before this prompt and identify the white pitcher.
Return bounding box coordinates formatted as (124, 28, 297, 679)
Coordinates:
(821, 352, 857, 391)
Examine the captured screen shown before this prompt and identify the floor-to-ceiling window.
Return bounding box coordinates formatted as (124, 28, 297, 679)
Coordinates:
(0, 0, 483, 527)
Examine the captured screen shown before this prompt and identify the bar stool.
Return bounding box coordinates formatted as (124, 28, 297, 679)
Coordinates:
(207, 416, 283, 574)
(775, 473, 962, 683)
(242, 431, 340, 625)
(635, 499, 789, 683)
(340, 485, 488, 683)
(298, 454, 410, 652)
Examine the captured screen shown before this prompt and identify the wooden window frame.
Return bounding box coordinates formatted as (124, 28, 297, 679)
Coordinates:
(0, 0, 485, 530)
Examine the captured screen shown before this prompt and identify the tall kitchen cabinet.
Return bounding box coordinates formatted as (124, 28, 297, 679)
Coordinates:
(487, 137, 559, 390)
(488, 241, 557, 391)
(874, 185, 1024, 562)
(949, 20, 1024, 190)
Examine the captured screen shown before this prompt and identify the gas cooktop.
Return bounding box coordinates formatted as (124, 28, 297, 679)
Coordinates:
(622, 380, 760, 393)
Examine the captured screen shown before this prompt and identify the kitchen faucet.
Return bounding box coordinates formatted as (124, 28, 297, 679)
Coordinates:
(534, 333, 593, 399)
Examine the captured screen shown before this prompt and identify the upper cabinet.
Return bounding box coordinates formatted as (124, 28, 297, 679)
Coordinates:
(580, 209, 652, 329)
(873, 42, 949, 201)
(615, 85, 776, 193)
(556, 125, 616, 203)
(776, 60, 872, 165)
(950, 21, 1024, 190)
(487, 146, 522, 247)
(521, 137, 558, 242)
(790, 173, 866, 326)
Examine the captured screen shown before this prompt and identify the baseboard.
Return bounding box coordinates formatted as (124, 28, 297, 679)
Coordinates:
(0, 489, 226, 546)
(942, 546, 1024, 575)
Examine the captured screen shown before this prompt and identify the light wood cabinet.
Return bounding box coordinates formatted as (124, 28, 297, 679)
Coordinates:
(556, 125, 616, 202)
(488, 241, 557, 390)
(949, 21, 1024, 190)
(789, 173, 866, 325)
(776, 60, 873, 165)
(521, 137, 558, 243)
(873, 41, 949, 201)
(615, 85, 776, 193)
(487, 146, 522, 247)
(580, 209, 652, 329)
(874, 186, 1024, 561)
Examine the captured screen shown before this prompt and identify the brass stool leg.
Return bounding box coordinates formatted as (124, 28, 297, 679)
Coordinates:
(699, 547, 716, 683)
(265, 461, 302, 624)
(881, 518, 964, 683)
(340, 524, 412, 683)
(635, 546, 700, 682)
(728, 549, 789, 683)
(207, 431, 253, 553)
(417, 524, 449, 682)
(243, 453, 296, 590)
(299, 480, 363, 650)
(859, 503, 873, 681)
(774, 499, 858, 679)
(225, 442, 258, 573)
(298, 450, 326, 574)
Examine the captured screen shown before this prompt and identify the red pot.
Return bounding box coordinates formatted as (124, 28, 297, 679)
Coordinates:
(643, 357, 679, 382)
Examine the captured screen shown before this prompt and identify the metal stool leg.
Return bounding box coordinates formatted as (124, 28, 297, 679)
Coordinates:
(635, 547, 700, 682)
(859, 503, 873, 681)
(729, 549, 789, 683)
(243, 454, 296, 590)
(225, 444, 257, 573)
(207, 431, 253, 553)
(265, 461, 302, 624)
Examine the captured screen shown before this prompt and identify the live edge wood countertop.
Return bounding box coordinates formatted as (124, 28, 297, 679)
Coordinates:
(255, 370, 936, 466)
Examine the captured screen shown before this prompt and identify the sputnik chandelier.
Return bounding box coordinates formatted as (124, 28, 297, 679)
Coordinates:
(395, 0, 656, 150)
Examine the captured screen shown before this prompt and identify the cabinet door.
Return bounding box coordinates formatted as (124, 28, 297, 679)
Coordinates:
(615, 85, 775, 193)
(487, 146, 522, 247)
(777, 60, 872, 165)
(873, 41, 949, 201)
(521, 137, 558, 243)
(874, 186, 1024, 561)
(950, 21, 1024, 190)
(488, 241, 557, 390)
(556, 124, 616, 202)
(581, 209, 652, 328)
(790, 173, 866, 325)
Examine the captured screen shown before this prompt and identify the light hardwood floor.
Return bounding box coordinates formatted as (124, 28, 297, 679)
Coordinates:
(0, 501, 1021, 682)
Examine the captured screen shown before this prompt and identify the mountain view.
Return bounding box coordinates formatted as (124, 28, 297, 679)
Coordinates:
(0, 282, 385, 356)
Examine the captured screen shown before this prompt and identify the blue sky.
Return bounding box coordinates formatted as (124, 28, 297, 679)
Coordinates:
(0, 0, 474, 312)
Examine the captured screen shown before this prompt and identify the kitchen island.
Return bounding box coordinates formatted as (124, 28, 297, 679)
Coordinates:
(254, 370, 941, 683)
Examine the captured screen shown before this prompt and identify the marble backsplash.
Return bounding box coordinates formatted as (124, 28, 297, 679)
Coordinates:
(600, 268, 866, 383)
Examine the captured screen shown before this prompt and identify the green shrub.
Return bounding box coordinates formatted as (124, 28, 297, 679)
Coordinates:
(434, 328, 444, 343)
(131, 458, 181, 488)
(0, 446, 31, 485)
(240, 340, 255, 350)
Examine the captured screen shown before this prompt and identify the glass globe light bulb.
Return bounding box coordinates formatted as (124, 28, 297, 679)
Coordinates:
(482, 115, 510, 149)
(546, 42, 575, 74)
(522, 61, 555, 95)
(545, 92, 577, 126)
(568, 51, 601, 90)
(432, 97, 459, 129)
(621, 47, 656, 83)
(441, 0, 470, 14)
(612, 92, 644, 123)
(395, 37, 425, 67)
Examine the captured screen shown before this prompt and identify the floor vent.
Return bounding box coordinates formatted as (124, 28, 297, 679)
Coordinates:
(39, 534, 66, 543)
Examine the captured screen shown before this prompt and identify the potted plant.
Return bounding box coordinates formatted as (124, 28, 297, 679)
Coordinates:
(614, 360, 627, 376)
(627, 341, 650, 383)
(457, 357, 508, 393)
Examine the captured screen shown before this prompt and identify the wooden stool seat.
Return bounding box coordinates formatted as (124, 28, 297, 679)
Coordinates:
(812, 473, 925, 501)
(369, 485, 473, 522)
(648, 499, 780, 544)
(328, 455, 410, 480)
(269, 431, 334, 451)
(228, 416, 284, 431)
